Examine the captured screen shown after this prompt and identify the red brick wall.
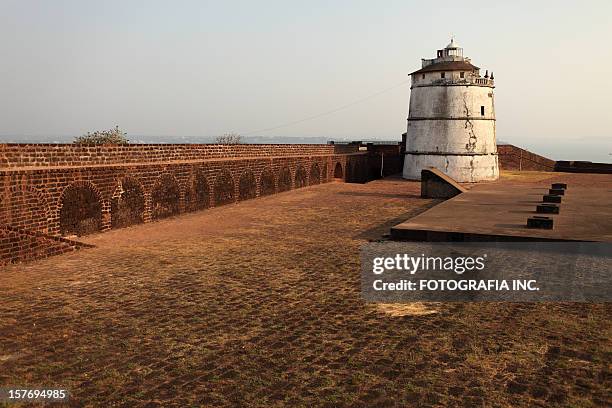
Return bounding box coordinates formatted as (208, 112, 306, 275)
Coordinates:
(0, 225, 91, 266)
(554, 161, 612, 174)
(1, 144, 363, 239)
(330, 144, 361, 154)
(497, 144, 555, 171)
(0, 187, 49, 233)
(0, 143, 376, 264)
(0, 143, 336, 168)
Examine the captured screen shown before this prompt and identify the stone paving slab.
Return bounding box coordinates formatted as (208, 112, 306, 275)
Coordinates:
(392, 172, 612, 242)
(1, 177, 610, 407)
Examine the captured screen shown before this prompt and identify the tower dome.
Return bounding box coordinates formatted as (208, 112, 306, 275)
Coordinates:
(446, 37, 460, 49)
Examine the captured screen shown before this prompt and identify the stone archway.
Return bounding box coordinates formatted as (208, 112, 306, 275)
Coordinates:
(334, 162, 343, 179)
(151, 174, 180, 220)
(277, 167, 292, 192)
(185, 169, 211, 212)
(59, 182, 103, 236)
(239, 170, 257, 201)
(214, 169, 235, 206)
(310, 163, 321, 185)
(259, 168, 276, 196)
(111, 177, 145, 229)
(294, 165, 307, 188)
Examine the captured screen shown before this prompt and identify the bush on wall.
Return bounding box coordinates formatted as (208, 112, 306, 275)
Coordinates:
(74, 126, 129, 145)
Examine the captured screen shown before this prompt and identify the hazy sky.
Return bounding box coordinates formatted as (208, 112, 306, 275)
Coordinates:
(1, 0, 611, 161)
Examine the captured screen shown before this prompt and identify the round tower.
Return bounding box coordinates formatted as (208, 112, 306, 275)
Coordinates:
(402, 38, 499, 182)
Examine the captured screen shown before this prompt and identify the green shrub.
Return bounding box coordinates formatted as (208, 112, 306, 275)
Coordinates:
(74, 126, 129, 145)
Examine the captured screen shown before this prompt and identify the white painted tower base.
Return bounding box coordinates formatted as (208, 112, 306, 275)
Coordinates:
(404, 153, 499, 182)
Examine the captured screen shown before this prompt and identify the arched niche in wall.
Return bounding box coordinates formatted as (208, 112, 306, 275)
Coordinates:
(214, 169, 235, 206)
(309, 163, 321, 185)
(111, 177, 145, 229)
(294, 165, 307, 189)
(151, 173, 180, 220)
(59, 182, 103, 236)
(277, 167, 292, 192)
(238, 169, 257, 201)
(259, 168, 276, 196)
(185, 169, 211, 212)
(334, 162, 343, 179)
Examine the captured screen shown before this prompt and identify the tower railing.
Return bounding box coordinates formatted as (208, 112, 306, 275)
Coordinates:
(474, 78, 494, 86)
(418, 77, 494, 87)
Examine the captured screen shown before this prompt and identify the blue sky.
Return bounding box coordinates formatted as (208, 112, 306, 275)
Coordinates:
(1, 0, 611, 161)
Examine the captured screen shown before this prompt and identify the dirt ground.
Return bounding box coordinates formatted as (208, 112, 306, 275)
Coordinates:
(1, 176, 610, 407)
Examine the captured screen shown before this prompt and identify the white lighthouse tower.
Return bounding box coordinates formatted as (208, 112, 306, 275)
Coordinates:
(402, 38, 499, 182)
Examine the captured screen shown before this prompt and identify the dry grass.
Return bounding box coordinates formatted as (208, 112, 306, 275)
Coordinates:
(373, 303, 439, 317)
(0, 178, 610, 407)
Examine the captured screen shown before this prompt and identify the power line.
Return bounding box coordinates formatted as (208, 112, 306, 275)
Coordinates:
(240, 79, 411, 136)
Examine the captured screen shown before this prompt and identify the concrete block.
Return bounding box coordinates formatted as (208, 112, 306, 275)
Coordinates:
(549, 188, 565, 196)
(543, 195, 562, 203)
(420, 167, 467, 199)
(527, 216, 553, 229)
(536, 204, 560, 214)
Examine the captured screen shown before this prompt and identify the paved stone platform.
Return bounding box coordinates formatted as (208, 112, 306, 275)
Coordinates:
(392, 172, 612, 242)
(1, 177, 610, 407)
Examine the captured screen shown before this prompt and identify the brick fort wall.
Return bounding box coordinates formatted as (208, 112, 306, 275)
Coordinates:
(1, 144, 365, 265)
(497, 144, 555, 172)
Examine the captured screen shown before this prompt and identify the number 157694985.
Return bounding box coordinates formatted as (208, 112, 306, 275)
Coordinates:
(0, 388, 69, 402)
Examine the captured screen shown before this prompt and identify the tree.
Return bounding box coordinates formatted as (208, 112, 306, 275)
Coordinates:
(74, 126, 129, 145)
(215, 132, 242, 144)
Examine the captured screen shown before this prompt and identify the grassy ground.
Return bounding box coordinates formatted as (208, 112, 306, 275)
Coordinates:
(1, 177, 610, 407)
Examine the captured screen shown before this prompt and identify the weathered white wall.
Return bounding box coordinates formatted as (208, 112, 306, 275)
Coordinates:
(404, 153, 499, 182)
(406, 120, 497, 154)
(408, 86, 494, 119)
(403, 80, 499, 182)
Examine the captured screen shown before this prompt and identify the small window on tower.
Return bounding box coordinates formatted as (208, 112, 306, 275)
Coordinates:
(440, 72, 445, 79)
(480, 106, 485, 116)
(460, 71, 465, 78)
(422, 74, 425, 79)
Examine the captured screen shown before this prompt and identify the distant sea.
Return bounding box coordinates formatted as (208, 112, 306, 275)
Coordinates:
(1, 135, 609, 163)
(0, 135, 359, 145)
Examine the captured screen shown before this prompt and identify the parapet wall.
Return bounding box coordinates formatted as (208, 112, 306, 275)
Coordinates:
(555, 161, 612, 174)
(0, 143, 336, 168)
(497, 144, 555, 171)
